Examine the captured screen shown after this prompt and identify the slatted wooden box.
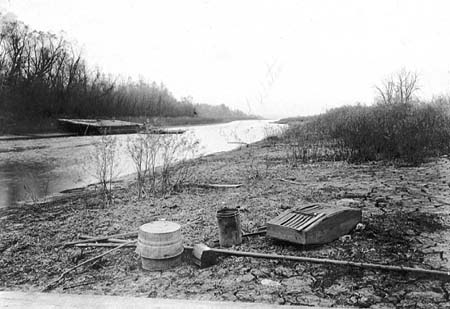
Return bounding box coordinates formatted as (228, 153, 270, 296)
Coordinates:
(266, 203, 362, 245)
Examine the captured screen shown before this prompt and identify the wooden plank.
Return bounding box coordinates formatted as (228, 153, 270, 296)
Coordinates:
(280, 214, 299, 227)
(287, 215, 310, 228)
(295, 203, 321, 213)
(283, 214, 306, 228)
(279, 213, 298, 225)
(292, 217, 314, 232)
(269, 211, 293, 225)
(281, 215, 299, 228)
(269, 212, 293, 225)
(302, 213, 327, 232)
(294, 214, 324, 232)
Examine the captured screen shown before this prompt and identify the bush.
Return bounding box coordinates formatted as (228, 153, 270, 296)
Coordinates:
(127, 126, 161, 198)
(313, 100, 450, 164)
(282, 120, 351, 165)
(159, 133, 200, 194)
(89, 134, 119, 204)
(127, 130, 201, 196)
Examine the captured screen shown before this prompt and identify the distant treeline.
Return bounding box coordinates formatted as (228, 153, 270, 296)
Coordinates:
(0, 13, 252, 124)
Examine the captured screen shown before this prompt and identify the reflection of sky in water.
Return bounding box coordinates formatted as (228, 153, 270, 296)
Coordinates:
(0, 120, 283, 208)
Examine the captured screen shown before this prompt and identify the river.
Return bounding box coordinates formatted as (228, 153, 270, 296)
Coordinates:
(0, 120, 283, 208)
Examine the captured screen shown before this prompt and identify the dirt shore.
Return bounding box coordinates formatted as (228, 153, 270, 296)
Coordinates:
(1, 140, 450, 308)
(1, 116, 257, 136)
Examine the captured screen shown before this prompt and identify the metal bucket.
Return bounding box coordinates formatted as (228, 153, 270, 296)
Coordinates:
(216, 208, 242, 247)
(137, 221, 183, 271)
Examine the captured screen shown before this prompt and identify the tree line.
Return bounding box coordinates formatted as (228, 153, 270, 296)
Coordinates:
(0, 13, 250, 125)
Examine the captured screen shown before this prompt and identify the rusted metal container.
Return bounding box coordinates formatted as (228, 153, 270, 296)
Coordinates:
(216, 208, 242, 247)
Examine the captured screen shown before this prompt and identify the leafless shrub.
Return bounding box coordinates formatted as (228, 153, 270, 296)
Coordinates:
(281, 122, 351, 166)
(127, 126, 161, 198)
(126, 128, 201, 197)
(145, 134, 161, 194)
(263, 125, 286, 146)
(89, 134, 119, 205)
(158, 132, 200, 194)
(225, 127, 264, 181)
(127, 134, 147, 198)
(22, 172, 50, 206)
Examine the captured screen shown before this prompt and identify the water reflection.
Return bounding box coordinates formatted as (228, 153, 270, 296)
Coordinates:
(0, 120, 283, 208)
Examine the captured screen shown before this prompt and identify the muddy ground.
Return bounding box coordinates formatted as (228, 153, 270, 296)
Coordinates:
(1, 139, 450, 308)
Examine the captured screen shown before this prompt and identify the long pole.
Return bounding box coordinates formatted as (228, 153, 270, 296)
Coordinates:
(209, 247, 450, 278)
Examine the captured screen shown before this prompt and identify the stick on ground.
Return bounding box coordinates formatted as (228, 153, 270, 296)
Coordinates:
(79, 235, 133, 243)
(75, 243, 136, 248)
(277, 178, 303, 185)
(58, 231, 138, 247)
(43, 240, 136, 292)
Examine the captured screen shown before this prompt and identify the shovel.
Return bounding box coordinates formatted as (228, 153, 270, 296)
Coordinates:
(190, 243, 450, 278)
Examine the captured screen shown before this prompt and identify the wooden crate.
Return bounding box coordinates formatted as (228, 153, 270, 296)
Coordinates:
(266, 203, 362, 245)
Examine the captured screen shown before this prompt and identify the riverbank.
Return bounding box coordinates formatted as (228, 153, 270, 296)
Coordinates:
(1, 138, 450, 307)
(1, 116, 260, 136)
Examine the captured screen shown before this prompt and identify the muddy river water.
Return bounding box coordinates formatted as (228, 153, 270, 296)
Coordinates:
(0, 120, 283, 208)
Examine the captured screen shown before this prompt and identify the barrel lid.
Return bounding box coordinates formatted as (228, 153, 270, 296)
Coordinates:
(139, 221, 181, 234)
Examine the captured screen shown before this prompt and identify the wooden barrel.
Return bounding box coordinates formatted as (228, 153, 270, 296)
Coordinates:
(137, 221, 183, 271)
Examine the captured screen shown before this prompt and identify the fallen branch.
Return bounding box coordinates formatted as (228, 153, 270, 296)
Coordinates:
(198, 183, 243, 189)
(75, 243, 136, 248)
(43, 241, 136, 292)
(277, 178, 303, 185)
(187, 183, 243, 189)
(58, 231, 137, 247)
(242, 230, 266, 237)
(62, 279, 97, 290)
(79, 235, 133, 243)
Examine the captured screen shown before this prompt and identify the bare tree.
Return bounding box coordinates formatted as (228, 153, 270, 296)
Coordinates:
(375, 69, 419, 105)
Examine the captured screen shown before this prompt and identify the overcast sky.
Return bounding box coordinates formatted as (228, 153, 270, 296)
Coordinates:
(1, 0, 450, 118)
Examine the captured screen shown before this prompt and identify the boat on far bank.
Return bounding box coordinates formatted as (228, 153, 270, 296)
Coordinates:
(58, 119, 143, 135)
(58, 119, 185, 135)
